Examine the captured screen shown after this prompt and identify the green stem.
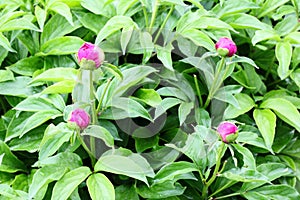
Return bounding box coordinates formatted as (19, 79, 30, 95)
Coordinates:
(153, 5, 174, 44)
(89, 70, 97, 166)
(203, 57, 226, 109)
(76, 132, 95, 165)
(208, 180, 236, 199)
(96, 78, 112, 114)
(149, 0, 159, 31)
(201, 142, 226, 199)
(194, 74, 203, 107)
(142, 6, 149, 27)
(214, 192, 240, 199)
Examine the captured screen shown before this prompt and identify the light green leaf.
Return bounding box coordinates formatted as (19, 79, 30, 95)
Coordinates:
(0, 76, 33, 98)
(275, 41, 292, 79)
(223, 13, 270, 30)
(224, 93, 255, 119)
(258, 0, 290, 18)
(87, 173, 115, 200)
(180, 29, 215, 51)
(29, 67, 78, 85)
(260, 98, 300, 132)
(252, 30, 281, 45)
(81, 0, 115, 18)
(253, 109, 276, 150)
(285, 31, 300, 45)
(38, 36, 84, 56)
(0, 33, 15, 52)
(14, 96, 56, 112)
(178, 102, 194, 126)
(35, 5, 46, 30)
(95, 16, 137, 45)
(153, 161, 198, 185)
(48, 2, 73, 26)
(51, 167, 91, 200)
(28, 165, 68, 199)
(243, 185, 299, 200)
(232, 144, 256, 170)
(39, 123, 74, 160)
(0, 69, 14, 82)
(134, 88, 162, 107)
(9, 56, 43, 76)
(95, 148, 155, 185)
(0, 17, 39, 32)
(111, 97, 152, 121)
(82, 125, 114, 148)
(156, 44, 174, 71)
(42, 80, 76, 94)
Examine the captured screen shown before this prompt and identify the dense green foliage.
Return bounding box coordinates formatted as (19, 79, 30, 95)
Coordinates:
(0, 0, 300, 199)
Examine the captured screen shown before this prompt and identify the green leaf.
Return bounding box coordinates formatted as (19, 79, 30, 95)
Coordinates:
(0, 141, 25, 173)
(48, 2, 73, 26)
(33, 152, 82, 169)
(153, 161, 198, 185)
(0, 69, 14, 82)
(227, 55, 258, 68)
(42, 80, 76, 94)
(134, 88, 162, 107)
(0, 17, 39, 32)
(260, 98, 300, 133)
(28, 165, 68, 199)
(241, 163, 291, 191)
(51, 167, 91, 200)
(178, 102, 194, 126)
(39, 123, 74, 160)
(9, 125, 45, 153)
(156, 44, 174, 71)
(285, 32, 300, 45)
(14, 96, 56, 112)
(0, 33, 15, 52)
(0, 76, 34, 97)
(95, 148, 155, 185)
(232, 144, 256, 169)
(38, 36, 84, 56)
(134, 135, 159, 153)
(29, 67, 78, 85)
(41, 14, 81, 44)
(180, 29, 215, 51)
(87, 173, 115, 200)
(73, 11, 106, 34)
(81, 0, 115, 18)
(212, 0, 259, 18)
(253, 109, 276, 150)
(236, 131, 268, 151)
(223, 13, 270, 30)
(224, 93, 255, 119)
(6, 110, 62, 141)
(101, 63, 123, 80)
(252, 30, 281, 45)
(275, 41, 292, 79)
(258, 0, 290, 18)
(243, 185, 299, 200)
(95, 16, 137, 45)
(136, 181, 185, 199)
(82, 125, 114, 148)
(35, 5, 46, 31)
(115, 185, 138, 200)
(111, 97, 152, 121)
(9, 56, 43, 76)
(214, 85, 243, 108)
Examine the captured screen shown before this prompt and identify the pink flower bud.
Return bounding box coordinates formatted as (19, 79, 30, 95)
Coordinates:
(68, 108, 90, 130)
(217, 121, 238, 143)
(215, 37, 237, 57)
(77, 42, 105, 68)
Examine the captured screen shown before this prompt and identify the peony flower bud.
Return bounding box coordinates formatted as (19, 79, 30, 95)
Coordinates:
(217, 121, 238, 143)
(68, 108, 90, 130)
(77, 42, 105, 69)
(215, 37, 237, 57)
